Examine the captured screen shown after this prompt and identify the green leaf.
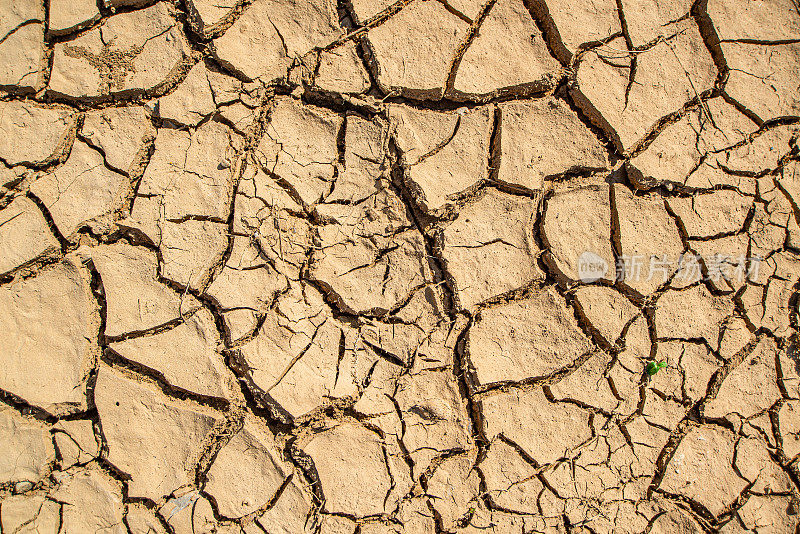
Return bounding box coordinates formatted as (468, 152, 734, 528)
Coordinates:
(646, 361, 667, 376)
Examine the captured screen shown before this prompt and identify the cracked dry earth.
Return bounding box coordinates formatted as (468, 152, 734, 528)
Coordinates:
(1, 0, 800, 532)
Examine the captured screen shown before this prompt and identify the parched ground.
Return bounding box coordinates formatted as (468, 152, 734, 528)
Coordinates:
(0, 0, 799, 531)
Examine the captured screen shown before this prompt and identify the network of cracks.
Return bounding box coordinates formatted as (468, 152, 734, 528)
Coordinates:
(0, 0, 799, 531)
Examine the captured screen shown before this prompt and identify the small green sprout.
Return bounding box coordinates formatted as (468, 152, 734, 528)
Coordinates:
(645, 361, 668, 376)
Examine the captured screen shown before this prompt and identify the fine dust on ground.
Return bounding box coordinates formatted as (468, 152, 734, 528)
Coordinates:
(0, 0, 799, 531)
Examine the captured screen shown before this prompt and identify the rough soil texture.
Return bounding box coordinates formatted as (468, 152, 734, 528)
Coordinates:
(0, 0, 799, 532)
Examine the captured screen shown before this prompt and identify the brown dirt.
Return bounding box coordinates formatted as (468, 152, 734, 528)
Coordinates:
(0, 0, 799, 532)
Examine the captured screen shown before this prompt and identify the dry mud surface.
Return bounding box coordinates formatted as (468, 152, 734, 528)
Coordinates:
(1, 0, 800, 532)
